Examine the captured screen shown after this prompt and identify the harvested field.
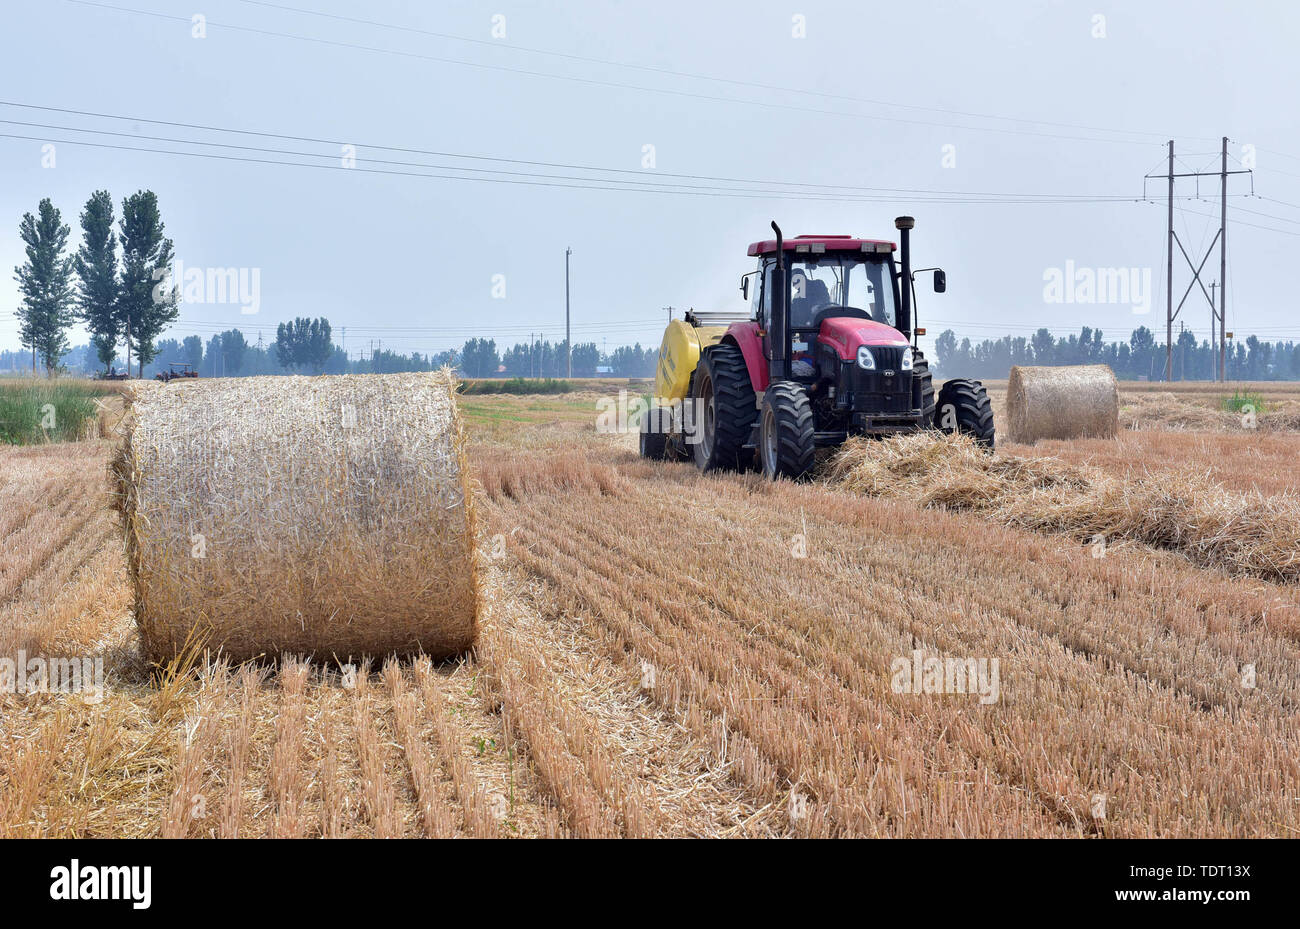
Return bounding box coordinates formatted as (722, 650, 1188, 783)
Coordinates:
(2, 380, 1300, 837)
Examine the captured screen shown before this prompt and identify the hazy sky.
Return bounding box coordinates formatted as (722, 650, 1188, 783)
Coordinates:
(2, 0, 1297, 360)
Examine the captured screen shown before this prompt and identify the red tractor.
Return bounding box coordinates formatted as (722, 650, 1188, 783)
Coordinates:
(642, 216, 993, 478)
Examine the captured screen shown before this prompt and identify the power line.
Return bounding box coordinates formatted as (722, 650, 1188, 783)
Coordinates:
(1229, 204, 1300, 227)
(1256, 147, 1300, 164)
(0, 102, 1180, 200)
(2, 129, 1200, 205)
(1178, 206, 1300, 237)
(0, 117, 1168, 203)
(1257, 195, 1300, 212)
(1, 120, 1270, 210)
(59, 0, 1193, 148)
(0, 118, 905, 199)
(233, 0, 1201, 145)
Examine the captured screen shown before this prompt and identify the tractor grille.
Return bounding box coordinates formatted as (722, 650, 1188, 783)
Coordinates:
(848, 348, 913, 414)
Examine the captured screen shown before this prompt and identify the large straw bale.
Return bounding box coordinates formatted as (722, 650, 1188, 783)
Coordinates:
(114, 371, 478, 663)
(1007, 364, 1118, 444)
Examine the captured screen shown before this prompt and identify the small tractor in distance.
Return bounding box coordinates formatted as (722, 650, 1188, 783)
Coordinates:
(155, 362, 200, 383)
(641, 216, 994, 479)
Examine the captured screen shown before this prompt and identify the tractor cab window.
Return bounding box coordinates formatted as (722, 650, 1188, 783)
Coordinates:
(759, 261, 769, 331)
(788, 255, 896, 329)
(753, 260, 767, 322)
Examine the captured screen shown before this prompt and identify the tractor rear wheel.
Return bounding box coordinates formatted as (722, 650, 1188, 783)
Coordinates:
(936, 378, 995, 448)
(691, 343, 757, 471)
(638, 405, 671, 460)
(759, 381, 816, 480)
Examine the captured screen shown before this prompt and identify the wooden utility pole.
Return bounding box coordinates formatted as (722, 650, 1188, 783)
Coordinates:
(565, 247, 572, 378)
(1219, 136, 1229, 382)
(1209, 281, 1217, 365)
(1166, 140, 1174, 382)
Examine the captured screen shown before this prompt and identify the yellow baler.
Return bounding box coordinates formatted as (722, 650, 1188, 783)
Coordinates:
(654, 317, 731, 404)
(641, 309, 753, 461)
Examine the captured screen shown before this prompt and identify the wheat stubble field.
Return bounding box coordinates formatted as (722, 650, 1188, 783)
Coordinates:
(2, 381, 1299, 837)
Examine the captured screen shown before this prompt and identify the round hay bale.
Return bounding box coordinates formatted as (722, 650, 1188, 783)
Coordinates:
(1006, 364, 1119, 444)
(114, 371, 478, 664)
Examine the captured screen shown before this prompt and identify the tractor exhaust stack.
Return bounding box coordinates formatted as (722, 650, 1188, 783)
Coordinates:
(768, 221, 791, 382)
(895, 215, 914, 338)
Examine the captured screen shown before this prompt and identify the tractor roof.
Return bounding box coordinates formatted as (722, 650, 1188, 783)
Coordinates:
(747, 234, 895, 257)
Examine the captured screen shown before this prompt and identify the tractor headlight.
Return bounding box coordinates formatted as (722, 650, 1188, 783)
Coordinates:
(900, 348, 914, 372)
(856, 346, 875, 370)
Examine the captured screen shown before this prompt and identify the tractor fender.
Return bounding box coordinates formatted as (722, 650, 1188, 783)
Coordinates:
(722, 321, 768, 394)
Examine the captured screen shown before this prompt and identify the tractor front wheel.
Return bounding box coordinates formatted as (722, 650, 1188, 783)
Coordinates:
(936, 378, 995, 449)
(759, 381, 816, 480)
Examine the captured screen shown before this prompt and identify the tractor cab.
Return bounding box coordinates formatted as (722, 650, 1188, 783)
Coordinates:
(744, 235, 901, 384)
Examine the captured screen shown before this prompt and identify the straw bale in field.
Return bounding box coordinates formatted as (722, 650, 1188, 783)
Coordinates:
(114, 372, 478, 663)
(1007, 364, 1118, 443)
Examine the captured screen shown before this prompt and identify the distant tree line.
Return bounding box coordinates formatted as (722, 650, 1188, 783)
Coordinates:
(10, 317, 1300, 382)
(2, 320, 661, 380)
(467, 337, 657, 378)
(934, 326, 1300, 381)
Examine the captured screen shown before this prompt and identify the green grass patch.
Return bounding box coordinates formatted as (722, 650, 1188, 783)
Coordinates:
(0, 380, 104, 444)
(1220, 390, 1267, 414)
(458, 406, 535, 423)
(459, 377, 573, 395)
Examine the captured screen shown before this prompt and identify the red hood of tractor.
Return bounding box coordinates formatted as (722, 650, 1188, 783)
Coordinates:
(817, 317, 910, 361)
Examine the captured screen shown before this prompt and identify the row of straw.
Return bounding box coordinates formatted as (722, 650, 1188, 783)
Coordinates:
(827, 433, 1300, 584)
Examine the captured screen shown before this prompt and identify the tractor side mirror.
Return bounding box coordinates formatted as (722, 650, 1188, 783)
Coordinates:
(933, 269, 947, 293)
(740, 275, 750, 300)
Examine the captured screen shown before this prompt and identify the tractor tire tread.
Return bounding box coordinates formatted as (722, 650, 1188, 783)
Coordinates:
(936, 377, 995, 448)
(695, 342, 757, 470)
(763, 380, 816, 479)
(639, 406, 671, 460)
